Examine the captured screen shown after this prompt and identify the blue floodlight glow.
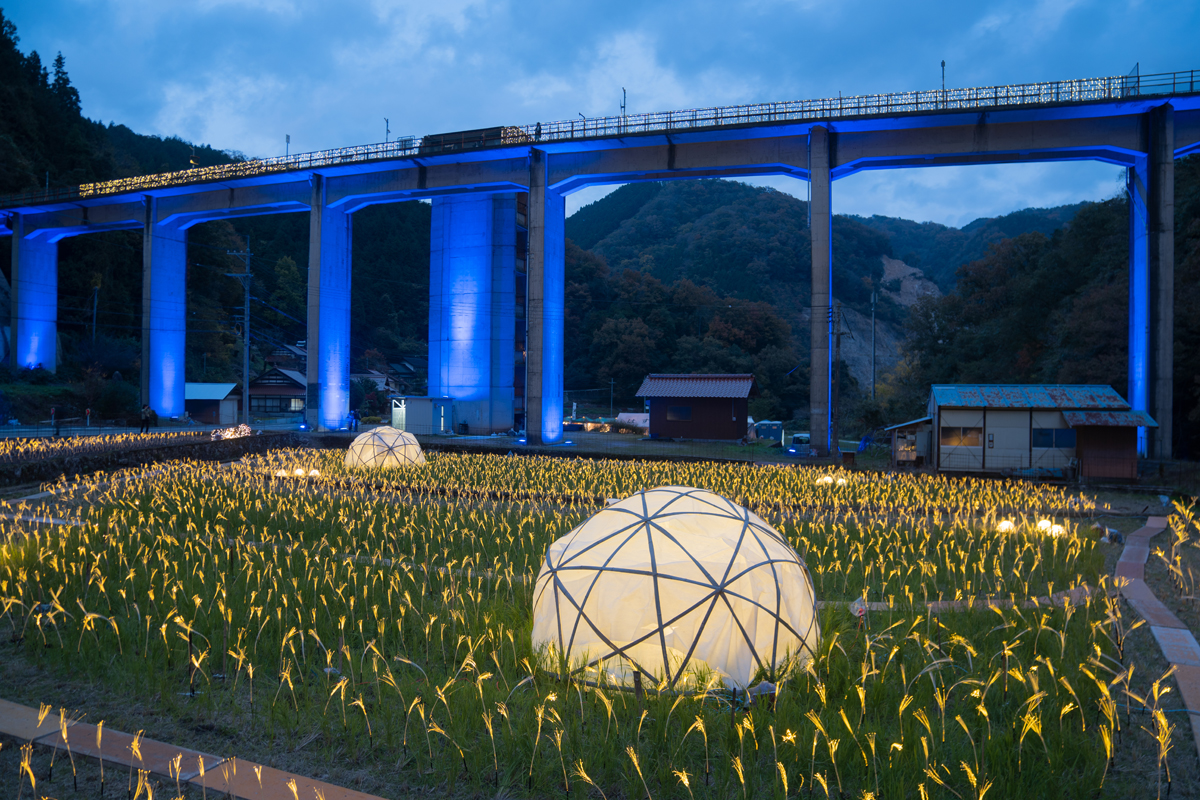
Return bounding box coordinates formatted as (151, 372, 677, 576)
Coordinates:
(1127, 164, 1150, 456)
(12, 228, 58, 371)
(430, 195, 490, 405)
(538, 188, 566, 444)
(146, 222, 188, 417)
(428, 194, 517, 433)
(314, 201, 352, 430)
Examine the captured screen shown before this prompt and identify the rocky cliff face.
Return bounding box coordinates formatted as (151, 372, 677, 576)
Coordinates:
(832, 256, 940, 390)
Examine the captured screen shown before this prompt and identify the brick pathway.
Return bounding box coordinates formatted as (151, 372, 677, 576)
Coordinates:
(0, 698, 383, 800)
(1115, 516, 1200, 762)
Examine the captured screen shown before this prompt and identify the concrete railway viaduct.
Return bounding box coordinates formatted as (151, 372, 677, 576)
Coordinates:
(3, 70, 1199, 456)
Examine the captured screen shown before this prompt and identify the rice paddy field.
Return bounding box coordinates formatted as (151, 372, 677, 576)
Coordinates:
(0, 449, 1196, 799)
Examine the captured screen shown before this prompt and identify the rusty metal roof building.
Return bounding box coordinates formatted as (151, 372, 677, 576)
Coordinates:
(636, 374, 758, 399)
(930, 384, 1130, 410)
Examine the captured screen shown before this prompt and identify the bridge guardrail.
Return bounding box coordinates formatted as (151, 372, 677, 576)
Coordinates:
(1, 69, 1196, 210)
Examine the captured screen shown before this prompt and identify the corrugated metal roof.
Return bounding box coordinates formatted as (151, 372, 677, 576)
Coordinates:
(883, 416, 932, 432)
(636, 374, 757, 399)
(251, 368, 306, 387)
(278, 369, 306, 386)
(1063, 409, 1158, 428)
(185, 382, 238, 401)
(931, 384, 1129, 410)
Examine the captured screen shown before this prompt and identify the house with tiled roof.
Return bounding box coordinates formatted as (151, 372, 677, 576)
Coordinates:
(635, 374, 758, 440)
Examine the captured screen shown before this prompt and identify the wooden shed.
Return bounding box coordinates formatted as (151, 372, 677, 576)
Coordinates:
(635, 374, 757, 441)
(927, 384, 1156, 479)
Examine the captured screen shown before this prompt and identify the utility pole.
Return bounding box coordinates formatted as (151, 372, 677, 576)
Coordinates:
(610, 379, 615, 418)
(871, 291, 877, 400)
(226, 236, 253, 426)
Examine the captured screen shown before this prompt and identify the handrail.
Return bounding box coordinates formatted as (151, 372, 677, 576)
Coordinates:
(1, 68, 1196, 211)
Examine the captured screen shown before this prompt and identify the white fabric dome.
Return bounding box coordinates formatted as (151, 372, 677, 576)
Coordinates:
(532, 486, 819, 690)
(344, 427, 427, 469)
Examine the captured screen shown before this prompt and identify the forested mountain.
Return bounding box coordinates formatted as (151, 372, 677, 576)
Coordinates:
(855, 203, 1087, 290)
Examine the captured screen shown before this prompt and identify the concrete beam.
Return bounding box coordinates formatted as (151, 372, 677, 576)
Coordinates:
(306, 175, 352, 431)
(832, 113, 1148, 178)
(326, 158, 530, 213)
(141, 197, 188, 416)
(547, 136, 810, 193)
(155, 182, 312, 229)
(1175, 108, 1200, 158)
(810, 126, 832, 457)
(525, 150, 565, 445)
(427, 194, 517, 434)
(12, 201, 144, 241)
(8, 214, 58, 372)
(835, 147, 1141, 176)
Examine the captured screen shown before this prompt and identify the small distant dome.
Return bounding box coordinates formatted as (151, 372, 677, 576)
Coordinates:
(345, 426, 426, 469)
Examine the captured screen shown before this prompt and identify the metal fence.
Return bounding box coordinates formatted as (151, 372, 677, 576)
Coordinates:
(1, 69, 1196, 210)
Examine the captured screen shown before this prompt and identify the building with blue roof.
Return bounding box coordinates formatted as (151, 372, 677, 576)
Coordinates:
(887, 384, 1155, 479)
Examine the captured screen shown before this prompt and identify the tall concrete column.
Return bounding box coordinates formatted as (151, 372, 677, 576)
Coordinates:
(809, 126, 833, 456)
(1127, 162, 1150, 457)
(8, 214, 58, 372)
(306, 175, 352, 431)
(525, 149, 565, 445)
(1148, 104, 1174, 459)
(428, 193, 516, 434)
(141, 198, 188, 416)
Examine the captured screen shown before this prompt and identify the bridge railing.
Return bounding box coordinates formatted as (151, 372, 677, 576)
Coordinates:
(1, 69, 1196, 210)
(516, 69, 1199, 142)
(0, 137, 421, 209)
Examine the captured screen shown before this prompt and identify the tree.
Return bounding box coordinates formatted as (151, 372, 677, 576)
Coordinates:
(51, 52, 80, 114)
(589, 318, 662, 395)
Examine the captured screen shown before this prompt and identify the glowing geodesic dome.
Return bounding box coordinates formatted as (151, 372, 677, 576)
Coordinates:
(532, 486, 819, 690)
(344, 427, 426, 469)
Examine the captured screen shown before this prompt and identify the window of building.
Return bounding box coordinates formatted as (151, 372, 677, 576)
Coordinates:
(1032, 428, 1076, 448)
(940, 426, 982, 447)
(667, 405, 692, 421)
(251, 395, 304, 413)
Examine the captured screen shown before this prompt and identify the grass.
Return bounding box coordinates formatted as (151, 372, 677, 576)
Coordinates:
(0, 451, 1193, 799)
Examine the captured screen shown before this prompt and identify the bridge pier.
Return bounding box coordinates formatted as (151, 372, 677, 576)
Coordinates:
(307, 175, 352, 431)
(141, 199, 188, 417)
(8, 214, 58, 372)
(428, 193, 517, 434)
(809, 126, 833, 456)
(1128, 103, 1174, 459)
(525, 150, 565, 445)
